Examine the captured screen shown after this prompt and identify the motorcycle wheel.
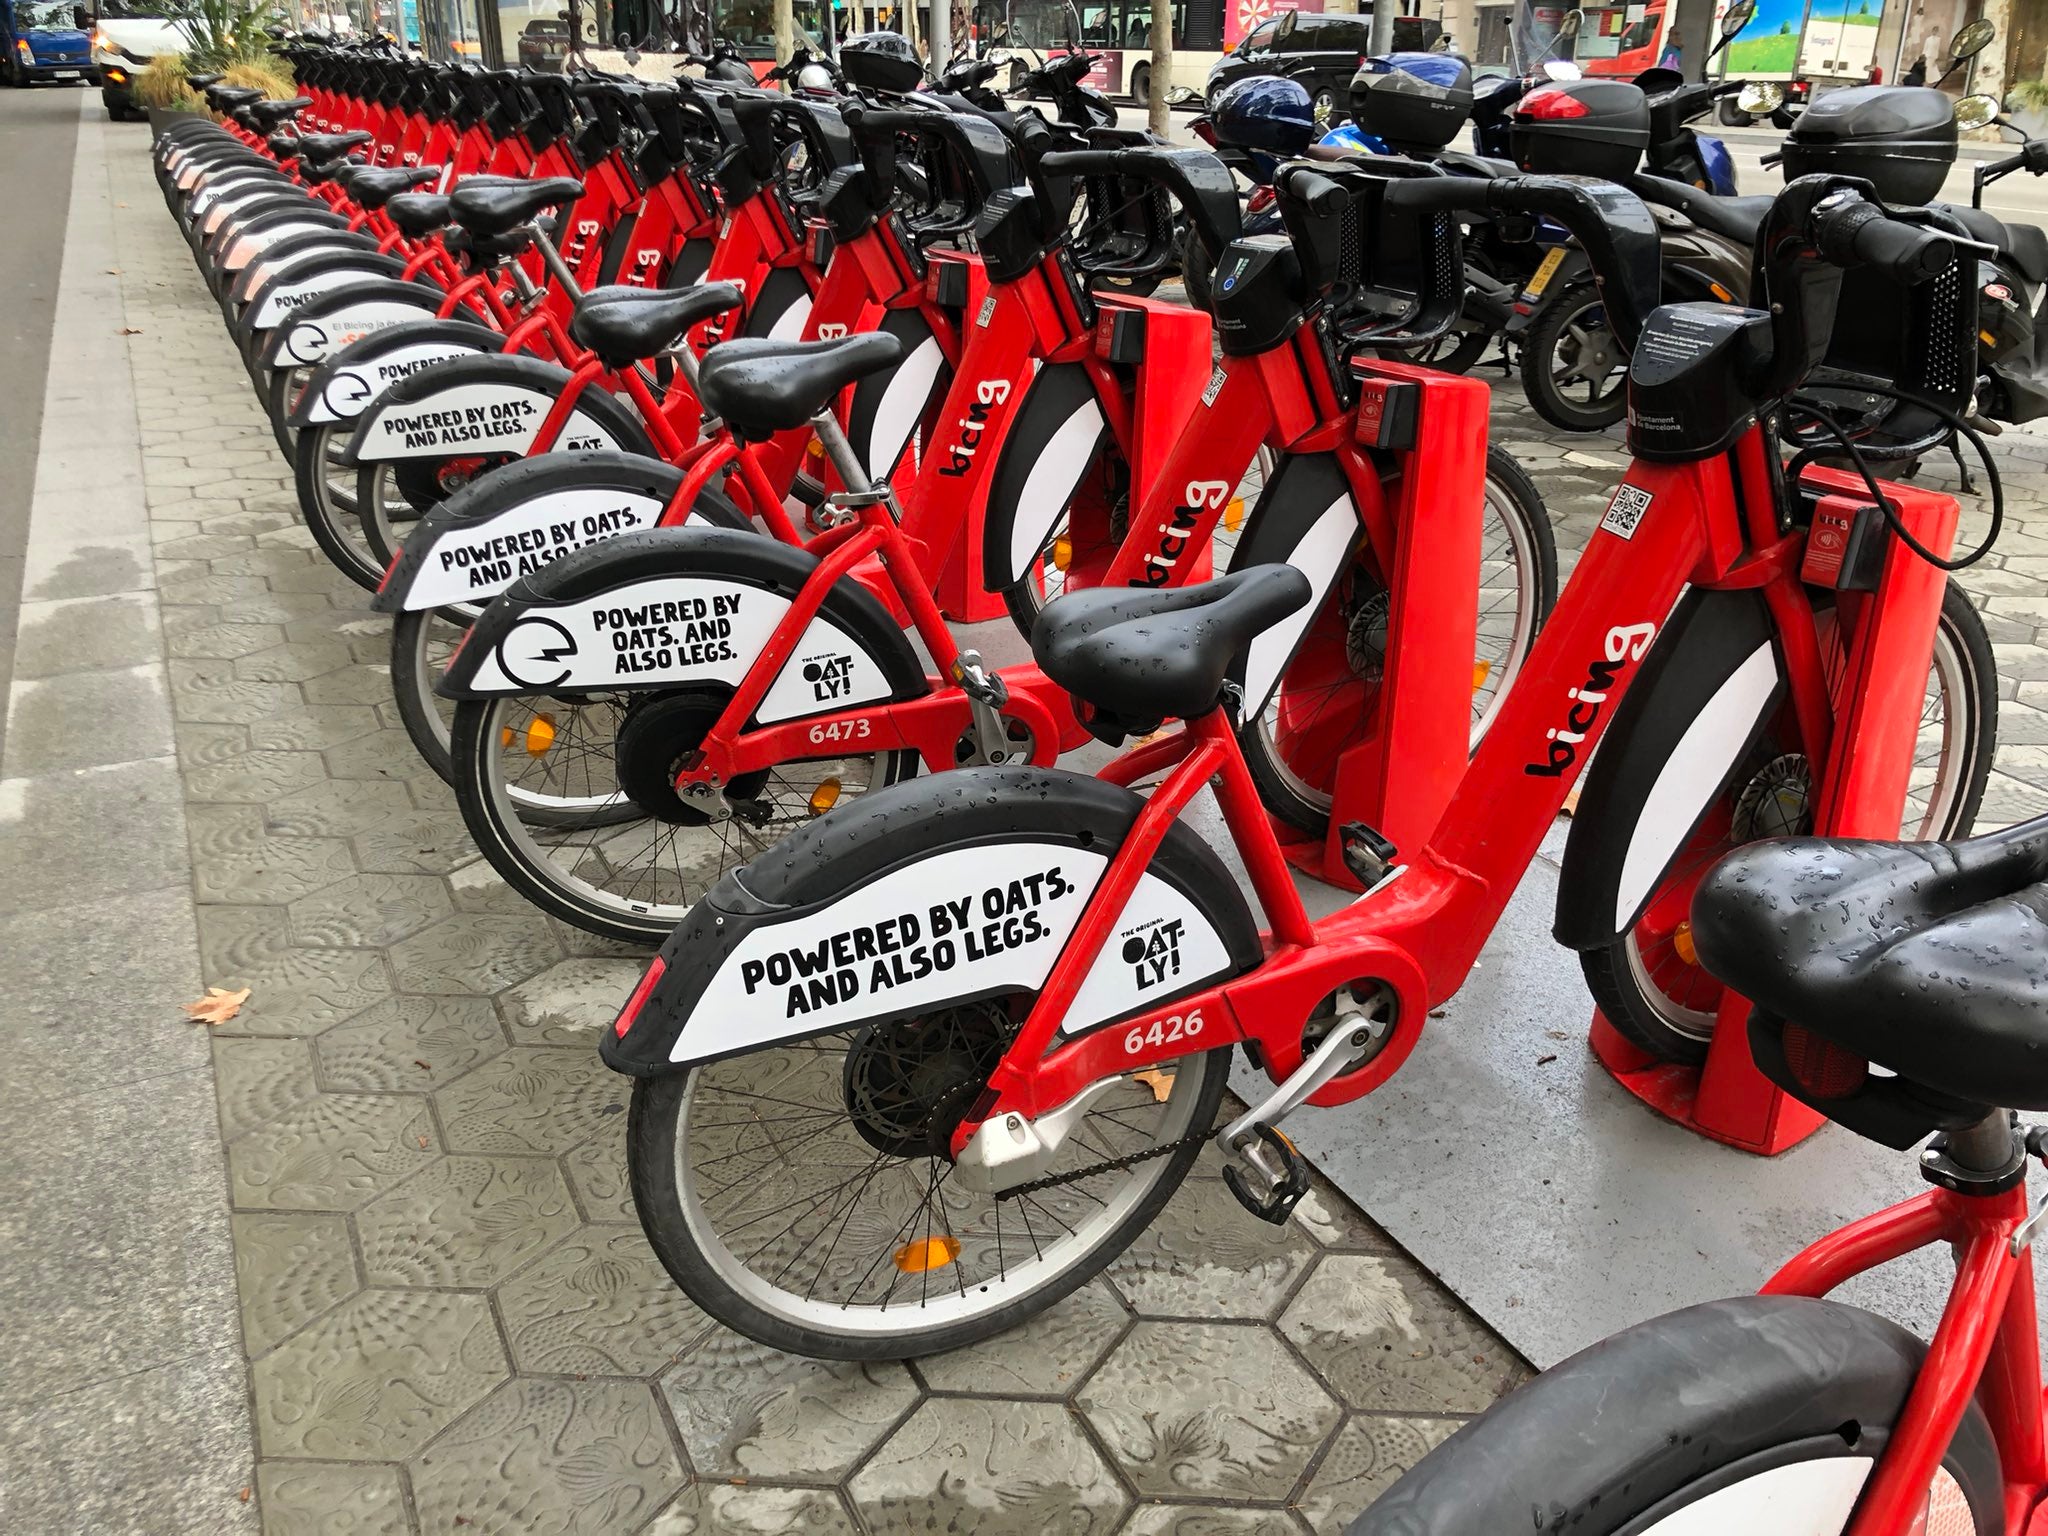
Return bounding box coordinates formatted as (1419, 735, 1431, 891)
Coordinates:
(1520, 283, 1629, 432)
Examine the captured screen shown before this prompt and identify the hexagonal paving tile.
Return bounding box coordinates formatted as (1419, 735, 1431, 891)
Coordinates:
(231, 1211, 361, 1356)
(1277, 1255, 1529, 1415)
(350, 807, 477, 875)
(266, 777, 414, 838)
(433, 1047, 624, 1157)
(660, 1331, 919, 1479)
(229, 1093, 440, 1211)
(211, 1035, 319, 1140)
(323, 728, 443, 783)
(1106, 1175, 1320, 1320)
(167, 657, 297, 724)
(356, 1155, 578, 1287)
(189, 804, 356, 906)
(302, 662, 401, 709)
(313, 994, 506, 1093)
(288, 871, 453, 948)
(388, 910, 564, 994)
(252, 1289, 509, 1458)
(235, 640, 352, 684)
(166, 618, 285, 661)
(561, 1119, 633, 1223)
(195, 906, 392, 1036)
(495, 1226, 713, 1375)
(184, 744, 329, 805)
(254, 1461, 407, 1536)
(1078, 1321, 1340, 1500)
(849, 1398, 1129, 1535)
(1122, 1507, 1304, 1536)
(1291, 1184, 1395, 1252)
(246, 704, 381, 752)
(1294, 1415, 1461, 1534)
(501, 958, 646, 1046)
(410, 1379, 683, 1536)
(916, 1279, 1128, 1397)
(646, 1483, 859, 1535)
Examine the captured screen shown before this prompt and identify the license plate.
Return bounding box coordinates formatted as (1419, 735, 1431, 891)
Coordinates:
(1524, 246, 1567, 300)
(52, 69, 80, 78)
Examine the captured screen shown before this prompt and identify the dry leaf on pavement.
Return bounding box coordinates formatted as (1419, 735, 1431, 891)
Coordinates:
(1131, 1068, 1175, 1103)
(182, 986, 251, 1026)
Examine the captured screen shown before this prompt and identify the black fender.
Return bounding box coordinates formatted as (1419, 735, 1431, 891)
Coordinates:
(593, 207, 642, 287)
(233, 250, 408, 344)
(1552, 586, 1784, 951)
(1222, 451, 1362, 716)
(258, 277, 450, 372)
(603, 764, 1264, 1074)
(743, 264, 815, 343)
(437, 525, 922, 709)
(982, 362, 1111, 594)
(288, 318, 507, 430)
(339, 352, 656, 465)
(844, 306, 953, 483)
(371, 451, 748, 614)
(1507, 246, 1593, 336)
(667, 238, 714, 287)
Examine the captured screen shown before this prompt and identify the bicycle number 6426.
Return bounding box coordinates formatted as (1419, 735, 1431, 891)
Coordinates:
(1124, 1010, 1204, 1055)
(807, 719, 872, 745)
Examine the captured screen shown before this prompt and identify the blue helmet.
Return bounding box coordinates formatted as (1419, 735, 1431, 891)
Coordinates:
(1211, 75, 1316, 158)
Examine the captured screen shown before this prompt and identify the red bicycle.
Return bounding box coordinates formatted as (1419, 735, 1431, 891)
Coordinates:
(1353, 813, 2048, 1536)
(597, 170, 2000, 1359)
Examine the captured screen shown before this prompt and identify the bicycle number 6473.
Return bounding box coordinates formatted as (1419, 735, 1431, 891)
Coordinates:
(807, 719, 872, 745)
(1124, 1010, 1204, 1055)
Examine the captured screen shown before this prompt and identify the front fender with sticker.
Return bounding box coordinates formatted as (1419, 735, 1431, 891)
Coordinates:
(289, 319, 507, 429)
(259, 279, 449, 372)
(372, 451, 745, 613)
(213, 209, 351, 273)
(437, 527, 920, 712)
(602, 765, 1263, 1075)
(1552, 587, 1783, 950)
(228, 231, 384, 307)
(234, 253, 409, 344)
(1223, 452, 1362, 715)
(339, 352, 653, 464)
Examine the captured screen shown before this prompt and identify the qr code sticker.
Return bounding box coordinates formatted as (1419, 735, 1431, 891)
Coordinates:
(1601, 484, 1653, 541)
(1201, 367, 1227, 407)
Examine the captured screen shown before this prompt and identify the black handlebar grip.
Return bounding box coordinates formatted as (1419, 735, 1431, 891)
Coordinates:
(1987, 150, 2032, 177)
(1037, 149, 1121, 178)
(1815, 196, 1953, 283)
(1281, 167, 1348, 215)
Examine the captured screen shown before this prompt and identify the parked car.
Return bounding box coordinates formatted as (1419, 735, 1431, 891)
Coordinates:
(87, 0, 180, 119)
(515, 17, 569, 71)
(2, 0, 94, 87)
(1204, 10, 1445, 123)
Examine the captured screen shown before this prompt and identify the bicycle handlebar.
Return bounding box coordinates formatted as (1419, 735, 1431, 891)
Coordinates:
(1812, 191, 1953, 285)
(1038, 145, 1244, 256)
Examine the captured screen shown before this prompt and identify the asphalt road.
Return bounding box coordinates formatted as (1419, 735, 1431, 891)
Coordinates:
(0, 83, 85, 761)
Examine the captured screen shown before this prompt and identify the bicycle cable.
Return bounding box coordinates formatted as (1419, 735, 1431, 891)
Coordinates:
(1780, 384, 2004, 572)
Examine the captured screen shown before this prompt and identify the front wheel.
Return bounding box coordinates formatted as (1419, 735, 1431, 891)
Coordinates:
(1520, 283, 1629, 433)
(293, 421, 386, 591)
(1128, 63, 1151, 109)
(1352, 1295, 2001, 1535)
(629, 1021, 1230, 1360)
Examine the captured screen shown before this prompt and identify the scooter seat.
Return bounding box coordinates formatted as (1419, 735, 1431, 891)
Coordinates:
(1030, 565, 1311, 731)
(1433, 150, 1519, 179)
(294, 130, 374, 163)
(248, 97, 312, 132)
(385, 192, 453, 240)
(1940, 203, 2048, 286)
(1692, 816, 2048, 1111)
(1629, 175, 1772, 246)
(568, 282, 745, 369)
(447, 177, 585, 238)
(695, 333, 904, 440)
(346, 165, 440, 210)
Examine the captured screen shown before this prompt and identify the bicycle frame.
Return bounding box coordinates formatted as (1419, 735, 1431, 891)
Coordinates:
(1763, 1183, 2048, 1535)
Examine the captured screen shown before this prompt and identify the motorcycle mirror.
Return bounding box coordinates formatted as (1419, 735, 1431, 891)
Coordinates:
(1559, 9, 1584, 38)
(1719, 0, 1755, 38)
(1737, 80, 1785, 114)
(1956, 92, 2000, 130)
(1541, 59, 1582, 80)
(1950, 18, 1996, 62)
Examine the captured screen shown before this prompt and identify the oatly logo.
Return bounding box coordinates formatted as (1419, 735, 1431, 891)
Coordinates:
(937, 379, 1012, 478)
(804, 653, 855, 701)
(1136, 481, 1230, 588)
(1123, 918, 1184, 989)
(1525, 623, 1657, 777)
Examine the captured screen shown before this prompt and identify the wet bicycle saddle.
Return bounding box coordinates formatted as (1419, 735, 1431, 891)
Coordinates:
(343, 166, 441, 210)
(291, 131, 374, 163)
(446, 177, 585, 238)
(568, 282, 745, 370)
(384, 193, 453, 240)
(1030, 564, 1311, 736)
(1692, 815, 2048, 1117)
(694, 333, 905, 439)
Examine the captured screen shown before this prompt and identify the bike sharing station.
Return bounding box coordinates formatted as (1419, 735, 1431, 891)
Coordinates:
(67, 0, 2048, 1524)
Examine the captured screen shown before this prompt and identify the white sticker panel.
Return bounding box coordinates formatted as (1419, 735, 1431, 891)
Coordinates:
(223, 221, 333, 272)
(400, 487, 668, 609)
(460, 575, 892, 721)
(194, 180, 289, 226)
(1240, 493, 1357, 714)
(1062, 877, 1235, 1035)
(352, 382, 619, 459)
(249, 265, 396, 331)
(303, 341, 488, 426)
(1007, 394, 1106, 583)
(275, 300, 441, 369)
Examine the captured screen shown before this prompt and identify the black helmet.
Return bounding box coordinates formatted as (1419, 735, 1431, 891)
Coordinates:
(841, 31, 924, 93)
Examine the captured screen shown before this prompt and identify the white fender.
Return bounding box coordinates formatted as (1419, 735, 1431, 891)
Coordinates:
(273, 299, 444, 369)
(1240, 492, 1356, 713)
(864, 332, 946, 480)
(397, 487, 674, 610)
(247, 264, 404, 332)
(1005, 394, 1106, 584)
(223, 221, 337, 272)
(301, 342, 493, 426)
(350, 382, 619, 460)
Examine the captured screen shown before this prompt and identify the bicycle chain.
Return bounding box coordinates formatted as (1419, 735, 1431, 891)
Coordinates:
(992, 1126, 1216, 1201)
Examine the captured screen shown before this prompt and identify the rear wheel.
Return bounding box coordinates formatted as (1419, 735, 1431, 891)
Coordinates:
(1521, 283, 1629, 433)
(389, 606, 477, 785)
(1244, 447, 1558, 835)
(293, 421, 385, 590)
(1586, 579, 1996, 1064)
(1128, 63, 1151, 109)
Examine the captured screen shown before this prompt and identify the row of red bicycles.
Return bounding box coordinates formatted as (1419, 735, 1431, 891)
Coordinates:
(153, 33, 2048, 1534)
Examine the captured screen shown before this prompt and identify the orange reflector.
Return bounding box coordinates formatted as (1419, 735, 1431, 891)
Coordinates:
(500, 725, 514, 749)
(805, 434, 827, 464)
(523, 715, 557, 756)
(1709, 282, 1734, 302)
(1472, 659, 1493, 693)
(1052, 535, 1072, 572)
(894, 1236, 960, 1273)
(1224, 497, 1247, 533)
(1672, 920, 1698, 967)
(1983, 330, 2000, 348)
(809, 777, 842, 814)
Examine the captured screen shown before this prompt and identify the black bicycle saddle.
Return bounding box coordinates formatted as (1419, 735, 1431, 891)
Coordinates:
(294, 130, 374, 163)
(385, 192, 453, 240)
(248, 97, 312, 132)
(185, 72, 224, 92)
(448, 177, 584, 237)
(1692, 815, 2048, 1110)
(568, 282, 745, 370)
(207, 85, 265, 111)
(1031, 565, 1312, 735)
(695, 333, 904, 440)
(346, 165, 440, 210)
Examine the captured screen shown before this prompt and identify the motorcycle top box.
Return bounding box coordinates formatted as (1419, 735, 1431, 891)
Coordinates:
(1350, 53, 1474, 154)
(1511, 80, 1651, 182)
(1782, 85, 1957, 206)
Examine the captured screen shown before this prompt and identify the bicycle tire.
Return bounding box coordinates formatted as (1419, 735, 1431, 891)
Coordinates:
(1520, 283, 1629, 433)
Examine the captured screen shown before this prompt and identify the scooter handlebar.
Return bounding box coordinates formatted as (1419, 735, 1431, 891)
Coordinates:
(1275, 165, 1347, 215)
(1811, 189, 1954, 284)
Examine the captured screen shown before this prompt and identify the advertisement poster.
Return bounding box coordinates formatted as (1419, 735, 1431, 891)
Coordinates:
(1724, 0, 1809, 73)
(1797, 0, 1880, 76)
(1224, 0, 1325, 53)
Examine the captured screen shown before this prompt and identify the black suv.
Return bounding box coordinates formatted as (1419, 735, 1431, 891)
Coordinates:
(1204, 12, 1444, 120)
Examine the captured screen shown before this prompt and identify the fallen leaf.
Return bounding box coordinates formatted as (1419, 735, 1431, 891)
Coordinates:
(413, 1059, 431, 1071)
(1536, 1053, 1558, 1066)
(237, 1488, 251, 1503)
(417, 1135, 429, 1149)
(1131, 1067, 1175, 1102)
(118, 327, 143, 335)
(106, 268, 121, 275)
(182, 986, 251, 1025)
(1561, 783, 1583, 817)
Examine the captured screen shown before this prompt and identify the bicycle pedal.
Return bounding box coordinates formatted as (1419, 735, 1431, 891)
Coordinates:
(1221, 1124, 1310, 1225)
(1339, 822, 1398, 887)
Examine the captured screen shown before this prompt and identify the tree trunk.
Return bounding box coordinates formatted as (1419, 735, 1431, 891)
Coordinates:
(773, 0, 794, 67)
(1368, 0, 1395, 56)
(1149, 0, 1171, 135)
(930, 0, 950, 67)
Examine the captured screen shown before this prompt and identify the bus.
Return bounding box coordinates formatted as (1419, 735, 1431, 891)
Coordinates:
(997, 0, 1225, 105)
